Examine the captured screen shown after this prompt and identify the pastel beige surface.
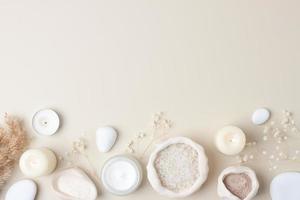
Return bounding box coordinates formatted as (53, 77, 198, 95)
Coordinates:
(0, 0, 299, 199)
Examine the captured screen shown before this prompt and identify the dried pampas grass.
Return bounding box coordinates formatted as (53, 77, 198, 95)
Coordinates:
(0, 114, 27, 189)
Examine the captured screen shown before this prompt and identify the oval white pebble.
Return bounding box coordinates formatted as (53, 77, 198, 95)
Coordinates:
(252, 108, 270, 125)
(270, 172, 300, 200)
(5, 179, 37, 200)
(96, 126, 118, 153)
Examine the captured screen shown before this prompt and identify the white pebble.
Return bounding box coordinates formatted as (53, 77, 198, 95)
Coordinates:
(252, 108, 271, 125)
(5, 179, 37, 200)
(270, 172, 300, 200)
(96, 126, 118, 153)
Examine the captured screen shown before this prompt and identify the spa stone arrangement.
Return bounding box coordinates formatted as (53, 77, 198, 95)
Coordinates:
(2, 108, 300, 200)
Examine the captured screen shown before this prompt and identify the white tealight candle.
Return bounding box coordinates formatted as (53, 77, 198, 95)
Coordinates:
(32, 109, 60, 136)
(215, 126, 246, 155)
(19, 148, 57, 177)
(101, 155, 143, 195)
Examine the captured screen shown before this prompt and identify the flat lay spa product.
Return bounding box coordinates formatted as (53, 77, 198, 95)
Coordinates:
(252, 108, 270, 125)
(147, 137, 209, 198)
(215, 126, 246, 155)
(101, 155, 143, 195)
(5, 179, 37, 200)
(96, 126, 118, 153)
(270, 172, 300, 200)
(217, 166, 259, 200)
(0, 115, 27, 189)
(19, 148, 57, 177)
(32, 109, 60, 136)
(52, 167, 97, 200)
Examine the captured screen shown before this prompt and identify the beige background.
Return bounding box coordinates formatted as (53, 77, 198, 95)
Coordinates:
(0, 0, 300, 199)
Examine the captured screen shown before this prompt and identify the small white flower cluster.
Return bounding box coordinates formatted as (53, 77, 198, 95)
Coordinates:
(126, 112, 172, 157)
(237, 109, 300, 171)
(71, 138, 87, 154)
(151, 112, 172, 130)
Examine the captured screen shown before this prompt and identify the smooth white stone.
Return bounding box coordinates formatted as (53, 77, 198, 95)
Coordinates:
(52, 167, 98, 200)
(5, 179, 37, 200)
(96, 126, 118, 153)
(252, 108, 270, 125)
(270, 172, 300, 200)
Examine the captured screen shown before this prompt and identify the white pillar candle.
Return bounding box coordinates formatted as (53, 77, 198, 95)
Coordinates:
(101, 155, 143, 195)
(19, 148, 57, 177)
(215, 126, 246, 155)
(32, 109, 60, 136)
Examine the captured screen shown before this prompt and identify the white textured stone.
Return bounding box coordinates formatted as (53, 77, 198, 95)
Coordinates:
(270, 172, 300, 200)
(252, 108, 270, 125)
(5, 179, 37, 200)
(52, 167, 98, 200)
(96, 126, 118, 153)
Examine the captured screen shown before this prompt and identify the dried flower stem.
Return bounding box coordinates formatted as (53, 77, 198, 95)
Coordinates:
(0, 114, 27, 189)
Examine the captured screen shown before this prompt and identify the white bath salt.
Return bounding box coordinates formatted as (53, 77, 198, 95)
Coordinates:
(154, 143, 200, 193)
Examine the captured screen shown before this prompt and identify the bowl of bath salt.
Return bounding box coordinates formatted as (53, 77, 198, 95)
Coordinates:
(147, 137, 209, 198)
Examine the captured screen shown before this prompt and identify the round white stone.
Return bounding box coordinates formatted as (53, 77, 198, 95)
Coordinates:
(270, 172, 300, 200)
(32, 109, 60, 136)
(96, 126, 118, 153)
(252, 108, 270, 125)
(5, 179, 37, 200)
